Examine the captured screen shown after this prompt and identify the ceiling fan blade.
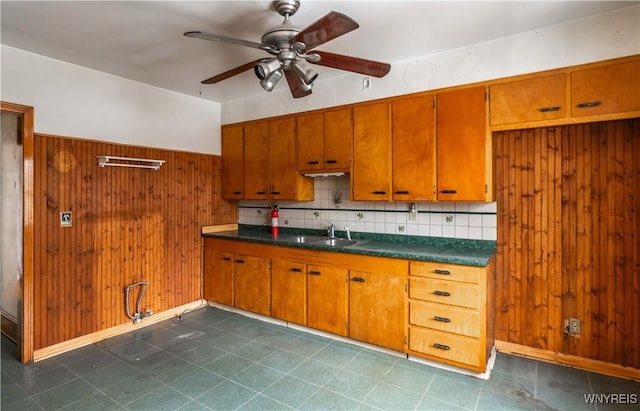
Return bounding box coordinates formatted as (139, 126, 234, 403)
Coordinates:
(201, 60, 262, 84)
(184, 31, 264, 49)
(284, 70, 313, 99)
(290, 11, 359, 51)
(312, 51, 391, 78)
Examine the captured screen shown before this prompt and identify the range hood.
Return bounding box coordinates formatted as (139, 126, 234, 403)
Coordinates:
(303, 172, 346, 178)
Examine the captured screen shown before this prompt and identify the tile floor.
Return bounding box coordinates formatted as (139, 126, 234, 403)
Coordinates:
(1, 307, 638, 410)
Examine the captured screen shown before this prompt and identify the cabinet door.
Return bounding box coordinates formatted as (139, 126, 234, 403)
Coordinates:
(392, 95, 436, 201)
(221, 125, 244, 200)
(352, 102, 392, 201)
(571, 60, 640, 117)
(243, 122, 269, 200)
(323, 108, 352, 170)
(436, 86, 489, 201)
(234, 255, 271, 316)
(307, 264, 348, 336)
(271, 259, 307, 325)
(348, 271, 405, 351)
(269, 117, 314, 201)
(489, 74, 566, 125)
(203, 246, 234, 306)
(297, 112, 324, 171)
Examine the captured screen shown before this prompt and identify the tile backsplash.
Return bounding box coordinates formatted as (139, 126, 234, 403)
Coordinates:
(238, 175, 497, 241)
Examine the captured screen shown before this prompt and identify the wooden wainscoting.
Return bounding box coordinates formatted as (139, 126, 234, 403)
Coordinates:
(494, 119, 640, 370)
(32, 134, 237, 350)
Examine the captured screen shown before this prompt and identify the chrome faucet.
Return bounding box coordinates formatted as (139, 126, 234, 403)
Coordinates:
(327, 221, 336, 238)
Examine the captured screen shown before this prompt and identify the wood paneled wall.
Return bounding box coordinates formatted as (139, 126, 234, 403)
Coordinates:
(33, 134, 237, 349)
(494, 119, 639, 369)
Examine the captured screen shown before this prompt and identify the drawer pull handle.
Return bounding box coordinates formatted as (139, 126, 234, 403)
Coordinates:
(433, 343, 450, 350)
(433, 269, 451, 275)
(372, 191, 387, 195)
(576, 101, 602, 108)
(434, 290, 451, 297)
(235, 259, 245, 264)
(232, 191, 242, 195)
(256, 191, 266, 195)
(538, 106, 561, 113)
(307, 161, 320, 165)
(351, 277, 366, 283)
(222, 257, 232, 261)
(394, 190, 410, 195)
(325, 160, 337, 164)
(270, 191, 281, 195)
(434, 316, 451, 323)
(440, 189, 457, 194)
(290, 267, 303, 272)
(308, 270, 321, 276)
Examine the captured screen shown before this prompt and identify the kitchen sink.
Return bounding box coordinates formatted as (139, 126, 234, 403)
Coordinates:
(287, 235, 325, 243)
(313, 238, 362, 248)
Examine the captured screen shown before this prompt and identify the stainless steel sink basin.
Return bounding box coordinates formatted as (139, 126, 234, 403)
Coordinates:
(313, 238, 362, 248)
(287, 235, 324, 243)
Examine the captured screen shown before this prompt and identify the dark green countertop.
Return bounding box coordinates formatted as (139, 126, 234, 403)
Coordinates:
(202, 225, 496, 267)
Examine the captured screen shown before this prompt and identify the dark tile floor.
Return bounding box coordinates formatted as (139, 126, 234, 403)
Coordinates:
(1, 307, 638, 410)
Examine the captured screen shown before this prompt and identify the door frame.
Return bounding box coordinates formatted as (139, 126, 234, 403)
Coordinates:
(1, 101, 34, 363)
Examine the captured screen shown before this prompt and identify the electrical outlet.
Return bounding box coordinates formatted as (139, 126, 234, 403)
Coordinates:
(569, 318, 581, 334)
(408, 203, 417, 221)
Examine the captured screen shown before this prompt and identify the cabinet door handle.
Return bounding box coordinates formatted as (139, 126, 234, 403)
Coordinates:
(256, 191, 266, 195)
(351, 277, 366, 283)
(222, 257, 232, 261)
(372, 191, 387, 195)
(235, 259, 245, 264)
(433, 269, 451, 275)
(325, 160, 337, 164)
(308, 270, 321, 276)
(434, 316, 451, 323)
(232, 191, 242, 195)
(290, 267, 303, 272)
(440, 189, 457, 194)
(576, 101, 602, 108)
(394, 190, 410, 195)
(433, 290, 451, 297)
(538, 106, 561, 113)
(307, 161, 320, 165)
(433, 343, 451, 350)
(270, 191, 281, 195)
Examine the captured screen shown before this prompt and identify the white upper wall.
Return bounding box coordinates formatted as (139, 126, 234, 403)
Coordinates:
(1, 45, 222, 155)
(222, 5, 640, 125)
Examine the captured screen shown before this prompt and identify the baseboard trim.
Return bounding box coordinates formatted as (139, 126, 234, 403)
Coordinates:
(1, 310, 18, 342)
(33, 300, 207, 362)
(495, 340, 640, 382)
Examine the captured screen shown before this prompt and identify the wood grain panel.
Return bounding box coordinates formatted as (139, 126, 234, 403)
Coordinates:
(32, 134, 236, 349)
(495, 119, 640, 369)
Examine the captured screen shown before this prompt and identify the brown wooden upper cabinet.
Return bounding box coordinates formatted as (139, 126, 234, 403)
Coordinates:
(352, 102, 392, 201)
(297, 108, 352, 173)
(243, 121, 270, 200)
(489, 73, 566, 126)
(571, 60, 640, 117)
(221, 124, 244, 200)
(268, 117, 314, 201)
(392, 94, 436, 201)
(436, 86, 492, 202)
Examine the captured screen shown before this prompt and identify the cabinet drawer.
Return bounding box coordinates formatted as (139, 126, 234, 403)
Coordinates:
(408, 327, 479, 368)
(410, 261, 479, 284)
(409, 277, 479, 309)
(409, 301, 479, 338)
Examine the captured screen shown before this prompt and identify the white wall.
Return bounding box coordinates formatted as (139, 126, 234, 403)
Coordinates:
(1, 46, 222, 154)
(222, 5, 640, 124)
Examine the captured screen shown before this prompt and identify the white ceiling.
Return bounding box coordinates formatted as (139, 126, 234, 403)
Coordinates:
(1, 1, 637, 103)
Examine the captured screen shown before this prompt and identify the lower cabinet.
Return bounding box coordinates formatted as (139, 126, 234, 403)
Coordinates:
(271, 259, 307, 325)
(307, 264, 349, 336)
(233, 255, 271, 316)
(349, 270, 406, 351)
(203, 247, 234, 306)
(406, 259, 495, 373)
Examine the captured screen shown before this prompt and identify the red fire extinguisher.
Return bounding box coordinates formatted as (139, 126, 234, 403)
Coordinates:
(271, 205, 279, 235)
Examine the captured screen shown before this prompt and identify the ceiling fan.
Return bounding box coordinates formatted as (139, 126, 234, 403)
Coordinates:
(184, 0, 391, 98)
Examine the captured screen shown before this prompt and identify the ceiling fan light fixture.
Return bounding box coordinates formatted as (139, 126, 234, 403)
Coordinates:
(254, 58, 280, 80)
(260, 68, 284, 91)
(292, 61, 318, 85)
